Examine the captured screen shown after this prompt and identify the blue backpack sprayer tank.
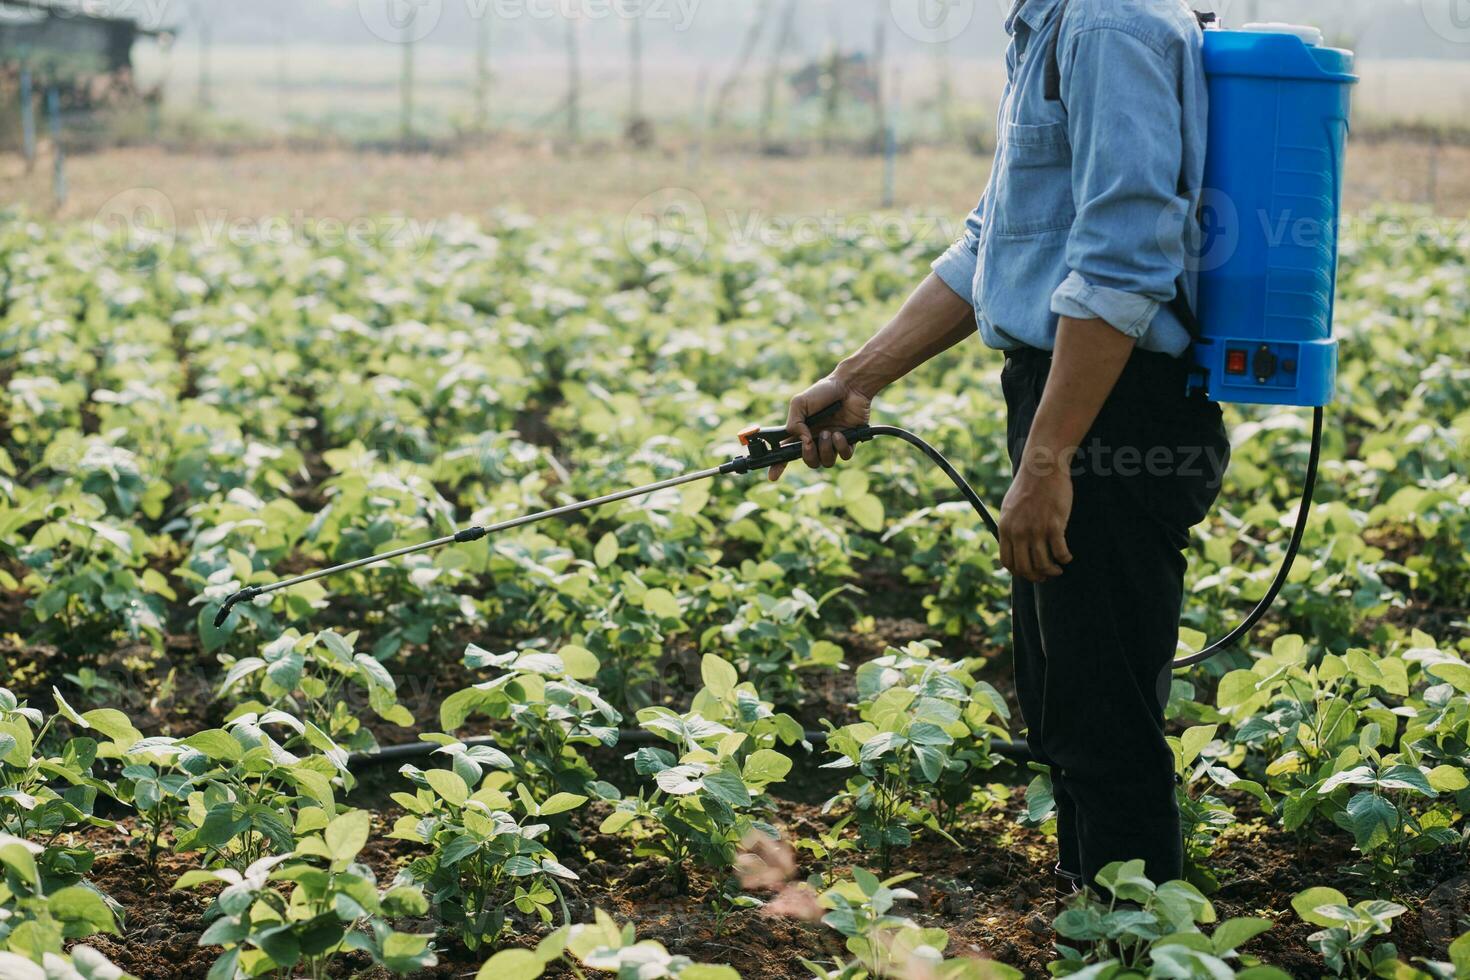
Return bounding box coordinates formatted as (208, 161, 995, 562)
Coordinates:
(212, 22, 1357, 698)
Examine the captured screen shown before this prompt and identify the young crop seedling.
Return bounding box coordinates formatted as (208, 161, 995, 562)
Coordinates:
(389, 765, 583, 951)
(600, 655, 797, 926)
(821, 642, 1008, 868)
(217, 628, 413, 753)
(806, 867, 1021, 980)
(0, 833, 131, 978)
(177, 808, 436, 978)
(1289, 886, 1444, 979)
(1050, 860, 1284, 978)
(475, 910, 741, 979)
(1169, 724, 1270, 893)
(167, 714, 349, 873)
(3, 690, 127, 892)
(439, 642, 622, 803)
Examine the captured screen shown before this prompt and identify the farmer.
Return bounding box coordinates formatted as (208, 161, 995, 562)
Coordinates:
(770, 0, 1230, 893)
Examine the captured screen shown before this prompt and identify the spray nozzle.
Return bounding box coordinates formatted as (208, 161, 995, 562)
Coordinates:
(213, 586, 262, 628)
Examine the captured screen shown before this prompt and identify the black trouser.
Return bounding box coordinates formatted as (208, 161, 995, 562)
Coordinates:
(1002, 346, 1229, 887)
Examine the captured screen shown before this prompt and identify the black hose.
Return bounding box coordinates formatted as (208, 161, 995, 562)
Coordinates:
(850, 414, 1323, 668)
(347, 412, 1323, 771)
(1173, 406, 1323, 667)
(857, 425, 1001, 536)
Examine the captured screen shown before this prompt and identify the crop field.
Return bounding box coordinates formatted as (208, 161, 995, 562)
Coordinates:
(0, 204, 1468, 979)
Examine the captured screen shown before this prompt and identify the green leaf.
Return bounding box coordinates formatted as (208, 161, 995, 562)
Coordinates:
(1449, 931, 1470, 972)
(852, 867, 881, 897)
(477, 948, 544, 980)
(425, 769, 470, 807)
(1428, 661, 1470, 694)
(1096, 859, 1155, 904)
(0, 836, 41, 886)
(701, 654, 739, 700)
(1291, 886, 1349, 927)
(1376, 764, 1435, 796)
(181, 729, 243, 762)
(1211, 916, 1273, 954)
(557, 644, 600, 680)
(700, 765, 752, 809)
(1216, 670, 1259, 710)
(324, 809, 371, 863)
(48, 886, 118, 937)
(846, 493, 885, 532)
(680, 968, 742, 980)
(1427, 763, 1467, 793)
(643, 587, 680, 620)
(1180, 725, 1217, 767)
(537, 793, 587, 817)
(593, 532, 619, 568)
(742, 748, 792, 785)
(79, 708, 141, 747)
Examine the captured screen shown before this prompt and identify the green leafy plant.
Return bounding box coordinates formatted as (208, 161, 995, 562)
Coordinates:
(0, 834, 130, 978)
(439, 642, 621, 801)
(601, 656, 796, 924)
(177, 808, 436, 979)
(1050, 860, 1285, 978)
(168, 714, 348, 872)
(217, 629, 413, 753)
(1169, 724, 1270, 892)
(806, 867, 1021, 980)
(1291, 886, 1412, 979)
(388, 766, 582, 950)
(821, 642, 1006, 866)
(1, 690, 124, 891)
(474, 910, 741, 979)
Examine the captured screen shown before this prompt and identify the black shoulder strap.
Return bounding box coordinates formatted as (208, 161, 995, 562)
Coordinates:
(1042, 0, 1071, 104)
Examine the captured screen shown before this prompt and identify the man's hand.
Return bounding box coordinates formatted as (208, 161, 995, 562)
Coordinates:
(767, 377, 873, 482)
(998, 459, 1075, 583)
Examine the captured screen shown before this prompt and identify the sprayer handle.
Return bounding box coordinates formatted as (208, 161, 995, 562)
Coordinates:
(736, 400, 844, 455)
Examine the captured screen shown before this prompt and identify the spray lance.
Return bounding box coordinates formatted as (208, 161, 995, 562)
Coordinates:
(215, 23, 1353, 675)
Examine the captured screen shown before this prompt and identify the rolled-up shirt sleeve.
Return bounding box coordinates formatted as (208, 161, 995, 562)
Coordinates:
(1050, 24, 1191, 339)
(931, 198, 984, 305)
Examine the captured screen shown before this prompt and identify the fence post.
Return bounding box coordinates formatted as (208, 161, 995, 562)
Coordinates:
(401, 23, 416, 146)
(20, 67, 36, 173)
(47, 86, 65, 209)
(882, 67, 902, 209)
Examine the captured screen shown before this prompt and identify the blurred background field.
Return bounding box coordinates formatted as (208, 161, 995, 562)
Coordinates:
(2, 0, 1470, 226)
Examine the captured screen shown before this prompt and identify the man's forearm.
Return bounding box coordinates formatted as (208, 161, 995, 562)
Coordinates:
(1022, 315, 1136, 474)
(832, 273, 975, 396)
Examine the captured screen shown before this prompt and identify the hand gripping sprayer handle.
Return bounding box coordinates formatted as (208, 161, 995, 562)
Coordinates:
(719, 400, 876, 475)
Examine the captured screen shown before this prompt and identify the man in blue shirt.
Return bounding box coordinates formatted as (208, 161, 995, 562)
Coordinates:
(770, 0, 1230, 892)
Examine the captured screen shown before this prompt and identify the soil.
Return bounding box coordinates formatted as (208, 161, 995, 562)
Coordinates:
(73, 778, 1467, 980)
(14, 556, 1465, 977)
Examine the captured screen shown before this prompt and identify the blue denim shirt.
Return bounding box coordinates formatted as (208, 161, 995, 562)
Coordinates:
(932, 0, 1207, 356)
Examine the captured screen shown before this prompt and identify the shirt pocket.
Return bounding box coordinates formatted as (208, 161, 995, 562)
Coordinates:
(991, 121, 1075, 239)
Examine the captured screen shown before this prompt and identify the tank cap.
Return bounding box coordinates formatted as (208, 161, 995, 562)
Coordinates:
(1242, 22, 1324, 46)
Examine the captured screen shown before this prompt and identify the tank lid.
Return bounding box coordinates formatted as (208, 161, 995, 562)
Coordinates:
(1203, 28, 1357, 83)
(1242, 22, 1324, 46)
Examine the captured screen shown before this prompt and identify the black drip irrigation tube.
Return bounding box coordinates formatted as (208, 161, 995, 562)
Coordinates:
(346, 730, 1035, 772)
